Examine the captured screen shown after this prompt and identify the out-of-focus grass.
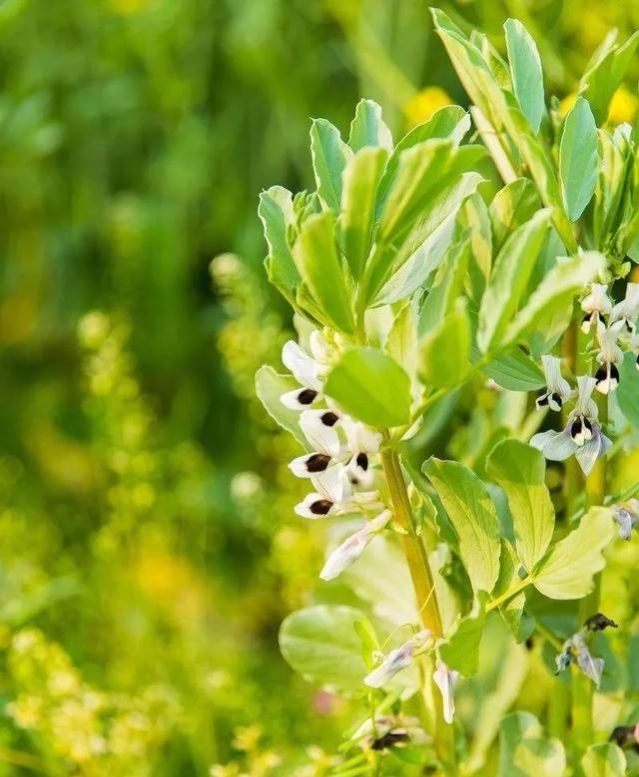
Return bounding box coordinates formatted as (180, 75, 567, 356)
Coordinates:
(0, 1, 638, 774)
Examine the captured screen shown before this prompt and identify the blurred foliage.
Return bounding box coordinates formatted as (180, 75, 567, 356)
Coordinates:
(0, 0, 639, 774)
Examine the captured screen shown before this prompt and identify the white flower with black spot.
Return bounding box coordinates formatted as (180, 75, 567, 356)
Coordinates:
(580, 283, 612, 334)
(535, 355, 573, 412)
(530, 376, 611, 475)
(610, 282, 639, 336)
(279, 333, 331, 410)
(594, 326, 623, 394)
(364, 629, 432, 688)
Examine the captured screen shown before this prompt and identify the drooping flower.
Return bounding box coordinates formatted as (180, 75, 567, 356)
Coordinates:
(613, 500, 639, 540)
(364, 629, 432, 688)
(594, 326, 623, 394)
(530, 376, 611, 475)
(341, 417, 382, 488)
(319, 511, 392, 581)
(279, 334, 331, 410)
(554, 613, 616, 686)
(535, 355, 573, 412)
(288, 410, 343, 478)
(294, 467, 382, 520)
(352, 715, 429, 752)
(610, 283, 639, 336)
(433, 661, 459, 725)
(555, 634, 604, 686)
(581, 283, 612, 334)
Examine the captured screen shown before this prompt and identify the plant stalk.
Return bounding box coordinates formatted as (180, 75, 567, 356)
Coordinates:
(380, 445, 455, 773)
(571, 391, 608, 755)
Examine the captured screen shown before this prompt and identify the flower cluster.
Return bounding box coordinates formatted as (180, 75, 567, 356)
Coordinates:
(530, 282, 639, 475)
(280, 334, 392, 580)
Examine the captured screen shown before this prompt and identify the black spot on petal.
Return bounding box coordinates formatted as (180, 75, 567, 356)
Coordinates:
(310, 499, 333, 515)
(321, 411, 339, 427)
(611, 363, 620, 382)
(356, 452, 369, 471)
(536, 393, 549, 407)
(583, 417, 593, 433)
(550, 392, 563, 409)
(585, 613, 618, 632)
(570, 418, 583, 441)
(305, 453, 331, 473)
(298, 388, 318, 405)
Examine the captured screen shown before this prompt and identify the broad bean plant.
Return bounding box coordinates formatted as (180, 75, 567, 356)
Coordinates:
(256, 11, 639, 777)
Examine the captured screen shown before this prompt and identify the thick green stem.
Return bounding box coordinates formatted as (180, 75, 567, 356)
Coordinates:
(572, 391, 608, 755)
(380, 445, 455, 773)
(380, 447, 443, 637)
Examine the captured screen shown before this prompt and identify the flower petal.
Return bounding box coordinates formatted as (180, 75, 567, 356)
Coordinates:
(289, 452, 333, 478)
(282, 341, 321, 389)
(433, 661, 459, 725)
(530, 429, 576, 462)
(294, 493, 335, 519)
(280, 387, 320, 410)
(299, 410, 342, 457)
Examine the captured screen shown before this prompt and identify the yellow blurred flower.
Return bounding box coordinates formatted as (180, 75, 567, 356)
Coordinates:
(608, 84, 638, 125)
(108, 0, 148, 14)
(405, 86, 452, 128)
(559, 92, 577, 118)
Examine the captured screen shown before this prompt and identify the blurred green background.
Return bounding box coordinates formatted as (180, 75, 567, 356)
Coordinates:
(1, 1, 638, 774)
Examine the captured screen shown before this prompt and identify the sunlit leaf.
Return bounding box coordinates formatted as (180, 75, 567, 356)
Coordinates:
(504, 19, 545, 132)
(310, 118, 352, 211)
(324, 347, 412, 428)
(560, 97, 598, 221)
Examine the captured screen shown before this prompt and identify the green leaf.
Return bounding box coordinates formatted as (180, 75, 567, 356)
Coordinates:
(419, 236, 470, 336)
(348, 99, 393, 151)
(504, 19, 545, 133)
(581, 743, 627, 777)
(477, 209, 551, 353)
(504, 251, 605, 346)
(481, 348, 545, 391)
(419, 298, 471, 389)
(374, 210, 458, 306)
(439, 595, 487, 675)
(279, 605, 370, 695)
(258, 186, 300, 303)
(423, 459, 501, 594)
(366, 167, 483, 306)
(377, 138, 455, 241)
(310, 118, 352, 211)
(293, 211, 355, 334)
(579, 30, 639, 124)
(560, 97, 598, 221)
(489, 178, 541, 255)
(487, 440, 554, 573)
(376, 105, 470, 205)
(324, 347, 412, 428)
(616, 351, 639, 429)
(499, 712, 566, 777)
(533, 507, 615, 599)
(340, 146, 388, 280)
(255, 366, 307, 447)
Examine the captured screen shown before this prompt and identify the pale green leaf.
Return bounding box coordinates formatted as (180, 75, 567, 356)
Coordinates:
(504, 19, 545, 132)
(481, 348, 545, 391)
(419, 298, 471, 389)
(423, 458, 501, 594)
(487, 440, 554, 573)
(310, 118, 352, 211)
(581, 743, 627, 777)
(324, 347, 412, 428)
(504, 251, 605, 346)
(348, 98, 393, 151)
(293, 211, 355, 334)
(478, 209, 551, 352)
(489, 178, 541, 254)
(439, 595, 487, 675)
(616, 352, 639, 429)
(258, 186, 300, 303)
(279, 605, 370, 694)
(560, 97, 598, 221)
(499, 713, 566, 777)
(340, 146, 388, 280)
(255, 366, 307, 447)
(533, 507, 615, 599)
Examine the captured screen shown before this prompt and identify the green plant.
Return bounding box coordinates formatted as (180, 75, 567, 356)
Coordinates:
(257, 11, 639, 776)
